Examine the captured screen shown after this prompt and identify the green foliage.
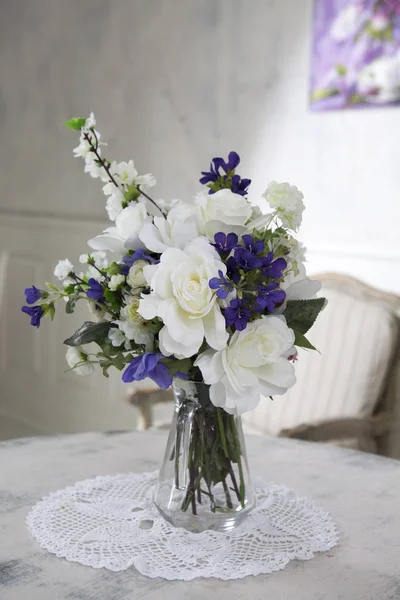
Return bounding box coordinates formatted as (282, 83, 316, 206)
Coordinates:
(65, 117, 87, 130)
(65, 297, 77, 314)
(293, 330, 317, 351)
(284, 297, 326, 335)
(162, 357, 193, 376)
(104, 289, 120, 312)
(107, 262, 122, 276)
(42, 303, 55, 321)
(123, 184, 141, 205)
(64, 321, 112, 346)
(46, 282, 60, 292)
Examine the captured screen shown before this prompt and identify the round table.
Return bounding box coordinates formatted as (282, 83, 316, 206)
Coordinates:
(0, 431, 399, 600)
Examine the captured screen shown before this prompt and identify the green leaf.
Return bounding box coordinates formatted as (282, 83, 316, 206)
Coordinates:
(65, 117, 87, 130)
(65, 297, 76, 314)
(107, 262, 122, 276)
(104, 289, 120, 312)
(123, 184, 141, 204)
(63, 321, 112, 346)
(284, 297, 326, 335)
(46, 282, 59, 292)
(293, 330, 317, 351)
(162, 357, 192, 375)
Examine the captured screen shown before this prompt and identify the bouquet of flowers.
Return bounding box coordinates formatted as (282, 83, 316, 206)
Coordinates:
(22, 114, 325, 524)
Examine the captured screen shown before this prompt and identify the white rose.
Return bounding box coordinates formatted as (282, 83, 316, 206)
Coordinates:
(281, 263, 321, 301)
(139, 237, 228, 359)
(54, 259, 73, 281)
(127, 260, 148, 288)
(195, 315, 296, 415)
(263, 182, 305, 231)
(109, 274, 125, 291)
(118, 297, 154, 349)
(88, 203, 151, 254)
(66, 346, 95, 376)
(193, 189, 253, 237)
(139, 201, 199, 252)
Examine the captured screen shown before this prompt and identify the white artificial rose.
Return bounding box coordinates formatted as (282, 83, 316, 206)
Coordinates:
(88, 203, 151, 254)
(109, 274, 125, 291)
(139, 201, 199, 252)
(281, 262, 321, 301)
(54, 259, 73, 281)
(66, 346, 95, 376)
(195, 315, 296, 415)
(139, 237, 228, 359)
(118, 296, 154, 349)
(127, 260, 148, 288)
(193, 189, 253, 237)
(263, 182, 305, 231)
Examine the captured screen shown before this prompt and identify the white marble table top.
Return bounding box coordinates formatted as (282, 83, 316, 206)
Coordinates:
(0, 430, 399, 599)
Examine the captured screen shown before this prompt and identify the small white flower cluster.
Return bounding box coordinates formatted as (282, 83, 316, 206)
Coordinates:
(29, 114, 325, 415)
(73, 113, 155, 223)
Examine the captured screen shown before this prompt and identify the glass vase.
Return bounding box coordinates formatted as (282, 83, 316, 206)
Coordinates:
(154, 378, 255, 532)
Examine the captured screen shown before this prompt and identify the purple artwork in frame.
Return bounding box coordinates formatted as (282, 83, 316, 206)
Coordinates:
(310, 0, 400, 111)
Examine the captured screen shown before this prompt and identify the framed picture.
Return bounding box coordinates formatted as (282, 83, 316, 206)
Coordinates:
(310, 0, 400, 111)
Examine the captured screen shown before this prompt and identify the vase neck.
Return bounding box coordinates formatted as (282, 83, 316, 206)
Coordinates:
(172, 378, 213, 411)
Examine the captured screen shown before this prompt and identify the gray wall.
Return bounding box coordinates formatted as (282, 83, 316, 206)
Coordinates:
(0, 0, 287, 220)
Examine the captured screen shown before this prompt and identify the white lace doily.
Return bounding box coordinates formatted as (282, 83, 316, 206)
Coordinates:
(27, 471, 339, 580)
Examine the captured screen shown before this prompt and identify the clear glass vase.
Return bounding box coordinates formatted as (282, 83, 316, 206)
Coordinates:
(154, 378, 255, 532)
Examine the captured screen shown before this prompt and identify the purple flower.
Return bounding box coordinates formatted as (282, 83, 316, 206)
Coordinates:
(233, 248, 263, 271)
(254, 282, 286, 313)
(242, 234, 264, 255)
(24, 286, 42, 305)
(122, 352, 172, 389)
(224, 298, 252, 331)
(86, 278, 105, 303)
(22, 305, 44, 328)
(227, 256, 241, 284)
(209, 270, 233, 299)
(199, 151, 251, 196)
(260, 252, 287, 279)
(231, 174, 251, 197)
(212, 232, 238, 255)
(121, 249, 158, 275)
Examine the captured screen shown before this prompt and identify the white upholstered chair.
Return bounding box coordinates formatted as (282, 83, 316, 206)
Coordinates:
(242, 274, 400, 458)
(127, 274, 400, 459)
